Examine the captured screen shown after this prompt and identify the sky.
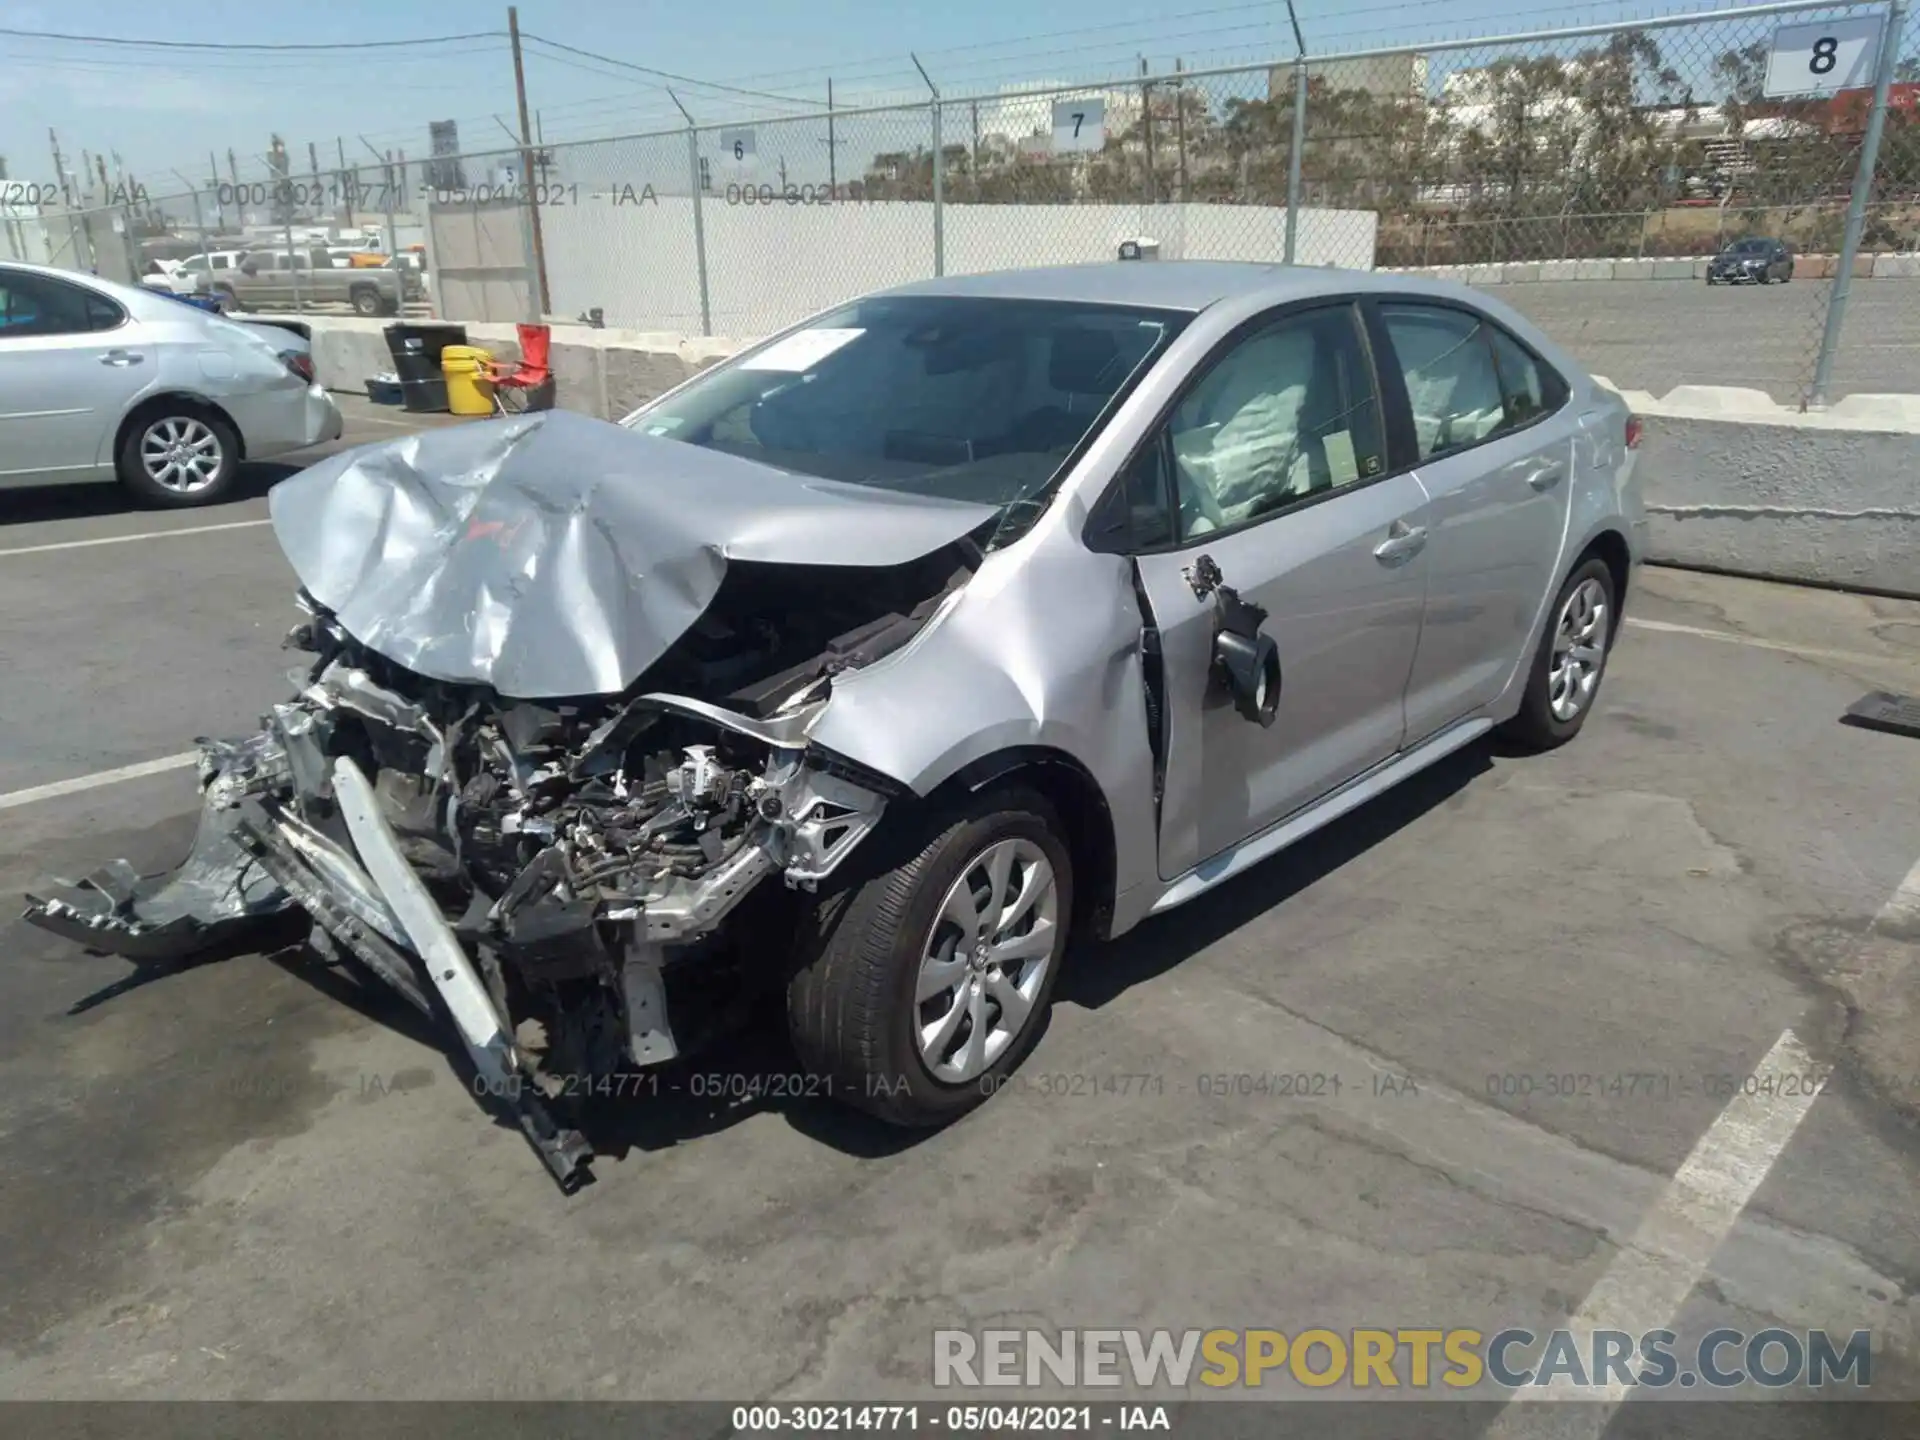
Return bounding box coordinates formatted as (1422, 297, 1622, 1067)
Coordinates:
(0, 0, 1862, 190)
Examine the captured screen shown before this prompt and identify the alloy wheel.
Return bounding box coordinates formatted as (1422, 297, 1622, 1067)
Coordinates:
(140, 417, 223, 494)
(1548, 576, 1609, 722)
(915, 837, 1059, 1084)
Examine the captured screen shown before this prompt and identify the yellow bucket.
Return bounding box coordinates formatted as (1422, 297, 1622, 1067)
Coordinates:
(441, 345, 495, 416)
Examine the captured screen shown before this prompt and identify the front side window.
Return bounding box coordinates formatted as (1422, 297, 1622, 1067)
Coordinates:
(0, 271, 121, 336)
(1166, 305, 1386, 538)
(1378, 304, 1512, 460)
(625, 296, 1183, 529)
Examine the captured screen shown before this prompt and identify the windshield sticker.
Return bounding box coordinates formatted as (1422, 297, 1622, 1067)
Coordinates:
(738, 327, 865, 372)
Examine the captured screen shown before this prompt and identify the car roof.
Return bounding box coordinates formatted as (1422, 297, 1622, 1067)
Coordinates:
(876, 261, 1436, 313)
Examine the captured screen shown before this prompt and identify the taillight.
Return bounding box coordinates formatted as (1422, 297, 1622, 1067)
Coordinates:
(1624, 414, 1643, 449)
(281, 350, 316, 384)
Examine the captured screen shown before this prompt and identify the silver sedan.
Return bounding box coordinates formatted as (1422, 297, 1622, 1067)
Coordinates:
(0, 261, 343, 507)
(29, 262, 1647, 1190)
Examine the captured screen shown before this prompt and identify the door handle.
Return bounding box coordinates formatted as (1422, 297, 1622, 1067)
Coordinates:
(1373, 519, 1428, 565)
(1525, 462, 1565, 491)
(99, 350, 143, 367)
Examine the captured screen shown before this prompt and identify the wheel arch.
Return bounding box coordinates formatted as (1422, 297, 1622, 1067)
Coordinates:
(921, 745, 1119, 944)
(113, 392, 246, 466)
(1575, 526, 1632, 619)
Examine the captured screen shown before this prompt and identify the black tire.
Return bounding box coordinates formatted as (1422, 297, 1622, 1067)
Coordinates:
(1501, 555, 1618, 752)
(789, 787, 1073, 1127)
(212, 283, 237, 313)
(115, 404, 241, 508)
(349, 284, 382, 317)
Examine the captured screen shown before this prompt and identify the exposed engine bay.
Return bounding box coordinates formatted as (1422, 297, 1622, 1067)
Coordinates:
(25, 546, 975, 1191)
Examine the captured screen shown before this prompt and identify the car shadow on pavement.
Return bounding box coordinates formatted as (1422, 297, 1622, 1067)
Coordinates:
(571, 741, 1497, 1180)
(1059, 741, 1493, 1012)
(0, 461, 307, 529)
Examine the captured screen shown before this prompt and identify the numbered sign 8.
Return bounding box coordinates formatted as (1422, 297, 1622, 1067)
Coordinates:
(717, 128, 757, 169)
(1050, 98, 1106, 154)
(1763, 14, 1882, 98)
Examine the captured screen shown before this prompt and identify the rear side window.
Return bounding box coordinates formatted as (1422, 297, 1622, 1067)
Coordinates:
(0, 271, 122, 336)
(1486, 325, 1566, 425)
(1379, 303, 1564, 459)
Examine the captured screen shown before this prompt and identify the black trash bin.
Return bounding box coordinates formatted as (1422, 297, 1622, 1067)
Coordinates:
(383, 321, 468, 414)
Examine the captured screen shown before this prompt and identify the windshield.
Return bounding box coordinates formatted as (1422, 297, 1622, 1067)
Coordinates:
(1727, 239, 1771, 255)
(623, 295, 1183, 524)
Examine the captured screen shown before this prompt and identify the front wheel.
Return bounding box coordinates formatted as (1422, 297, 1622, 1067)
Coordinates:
(349, 285, 382, 317)
(1501, 556, 1617, 751)
(789, 789, 1073, 1127)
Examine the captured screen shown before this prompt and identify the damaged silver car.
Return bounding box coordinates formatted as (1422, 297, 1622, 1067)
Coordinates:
(26, 264, 1647, 1190)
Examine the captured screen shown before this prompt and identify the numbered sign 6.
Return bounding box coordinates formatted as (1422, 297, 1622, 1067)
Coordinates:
(1050, 97, 1107, 154)
(1763, 14, 1882, 98)
(717, 128, 757, 169)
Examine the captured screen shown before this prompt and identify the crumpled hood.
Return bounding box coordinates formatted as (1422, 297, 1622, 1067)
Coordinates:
(270, 409, 998, 698)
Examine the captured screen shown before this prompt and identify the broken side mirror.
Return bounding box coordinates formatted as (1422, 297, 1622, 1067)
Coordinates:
(1213, 589, 1282, 727)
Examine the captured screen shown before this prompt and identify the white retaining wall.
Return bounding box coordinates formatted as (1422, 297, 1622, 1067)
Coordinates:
(537, 198, 1378, 334)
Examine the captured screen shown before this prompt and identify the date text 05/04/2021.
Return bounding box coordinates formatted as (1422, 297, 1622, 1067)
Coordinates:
(731, 1405, 1170, 1432)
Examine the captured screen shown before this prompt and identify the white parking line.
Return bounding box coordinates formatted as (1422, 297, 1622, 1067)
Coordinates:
(1486, 1027, 1824, 1434)
(0, 519, 270, 559)
(1625, 616, 1914, 669)
(0, 752, 199, 811)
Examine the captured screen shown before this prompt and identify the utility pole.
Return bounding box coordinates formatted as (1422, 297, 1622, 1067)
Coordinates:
(507, 5, 552, 316)
(827, 78, 836, 191)
(308, 140, 322, 224)
(227, 149, 239, 185)
(779, 155, 788, 189)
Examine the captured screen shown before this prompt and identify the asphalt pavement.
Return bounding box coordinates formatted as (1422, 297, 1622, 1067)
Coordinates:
(1489, 274, 1920, 405)
(2, 402, 1919, 1428)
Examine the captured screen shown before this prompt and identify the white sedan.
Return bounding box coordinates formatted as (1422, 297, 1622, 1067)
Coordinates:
(0, 261, 343, 507)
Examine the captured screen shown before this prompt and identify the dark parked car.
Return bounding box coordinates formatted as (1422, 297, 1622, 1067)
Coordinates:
(1706, 237, 1794, 285)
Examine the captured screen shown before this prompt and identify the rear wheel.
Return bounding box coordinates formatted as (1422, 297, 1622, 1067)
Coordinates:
(116, 405, 240, 508)
(789, 789, 1072, 1126)
(1501, 556, 1617, 751)
(211, 283, 237, 313)
(349, 284, 382, 317)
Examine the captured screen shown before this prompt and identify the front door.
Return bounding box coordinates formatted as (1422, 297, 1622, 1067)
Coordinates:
(1128, 302, 1432, 878)
(0, 269, 151, 485)
(1371, 302, 1575, 740)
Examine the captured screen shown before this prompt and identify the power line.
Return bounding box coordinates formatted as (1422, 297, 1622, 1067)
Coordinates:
(0, 23, 503, 51)
(518, 32, 829, 109)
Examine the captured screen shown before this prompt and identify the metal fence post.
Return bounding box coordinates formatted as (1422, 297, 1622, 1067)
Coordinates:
(687, 126, 712, 337)
(1808, 0, 1908, 408)
(912, 54, 944, 277)
(1285, 58, 1307, 264)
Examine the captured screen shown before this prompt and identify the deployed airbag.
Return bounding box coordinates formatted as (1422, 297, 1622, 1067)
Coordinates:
(270, 410, 999, 698)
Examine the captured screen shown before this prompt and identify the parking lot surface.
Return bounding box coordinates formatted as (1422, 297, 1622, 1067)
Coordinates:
(2, 402, 1918, 1427)
(1492, 275, 1920, 404)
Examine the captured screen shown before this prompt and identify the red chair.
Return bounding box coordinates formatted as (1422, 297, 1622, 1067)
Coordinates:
(485, 323, 553, 413)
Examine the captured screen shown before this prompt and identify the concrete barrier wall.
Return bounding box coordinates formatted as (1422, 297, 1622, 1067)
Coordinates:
(304, 318, 1918, 598)
(1605, 382, 1920, 598)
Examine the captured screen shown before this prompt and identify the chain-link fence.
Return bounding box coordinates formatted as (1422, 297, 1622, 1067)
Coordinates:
(11, 0, 1914, 404)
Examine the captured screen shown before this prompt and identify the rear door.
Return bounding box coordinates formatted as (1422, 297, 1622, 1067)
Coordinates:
(0, 269, 153, 485)
(1123, 301, 1432, 876)
(1370, 301, 1575, 742)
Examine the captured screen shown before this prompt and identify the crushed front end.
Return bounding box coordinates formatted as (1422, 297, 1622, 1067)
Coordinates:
(25, 597, 901, 1191)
